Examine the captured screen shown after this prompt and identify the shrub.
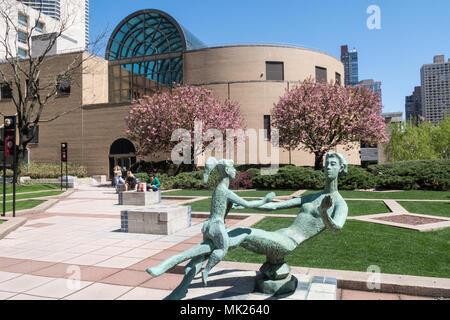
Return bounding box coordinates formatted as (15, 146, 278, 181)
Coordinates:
(338, 165, 377, 190)
(130, 160, 197, 176)
(134, 172, 149, 183)
(252, 166, 324, 190)
(369, 160, 450, 191)
(20, 162, 88, 179)
(230, 171, 254, 190)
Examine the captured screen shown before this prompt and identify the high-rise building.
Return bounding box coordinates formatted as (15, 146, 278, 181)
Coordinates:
(420, 55, 450, 125)
(358, 79, 382, 102)
(0, 0, 89, 59)
(405, 86, 422, 124)
(19, 0, 89, 47)
(19, 0, 61, 20)
(341, 45, 358, 86)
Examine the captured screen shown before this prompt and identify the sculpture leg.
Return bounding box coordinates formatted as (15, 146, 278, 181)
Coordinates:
(201, 223, 229, 286)
(164, 256, 206, 300)
(146, 242, 212, 277)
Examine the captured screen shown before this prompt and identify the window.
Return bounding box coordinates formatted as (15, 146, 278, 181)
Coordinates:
(18, 13, 28, 26)
(0, 83, 13, 100)
(28, 126, 39, 144)
(264, 115, 271, 140)
(35, 21, 44, 32)
(266, 62, 284, 81)
(57, 76, 71, 95)
(315, 66, 327, 83)
(18, 48, 27, 58)
(335, 72, 341, 86)
(18, 31, 27, 44)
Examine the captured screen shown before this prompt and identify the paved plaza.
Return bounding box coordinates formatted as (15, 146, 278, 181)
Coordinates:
(0, 183, 447, 300)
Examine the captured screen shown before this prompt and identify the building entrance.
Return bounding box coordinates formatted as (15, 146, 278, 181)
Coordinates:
(108, 138, 136, 179)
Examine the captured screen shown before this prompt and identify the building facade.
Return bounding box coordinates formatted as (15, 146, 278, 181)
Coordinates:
(420, 55, 450, 125)
(0, 0, 89, 60)
(358, 79, 382, 102)
(340, 45, 358, 87)
(405, 86, 422, 124)
(0, 9, 361, 177)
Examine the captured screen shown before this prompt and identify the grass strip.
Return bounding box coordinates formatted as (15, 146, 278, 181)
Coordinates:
(224, 218, 450, 278)
(0, 184, 61, 195)
(397, 201, 450, 218)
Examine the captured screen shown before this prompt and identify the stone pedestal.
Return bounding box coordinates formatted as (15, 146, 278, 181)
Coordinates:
(92, 175, 106, 184)
(183, 269, 337, 300)
(254, 262, 297, 295)
(118, 190, 161, 206)
(121, 205, 191, 235)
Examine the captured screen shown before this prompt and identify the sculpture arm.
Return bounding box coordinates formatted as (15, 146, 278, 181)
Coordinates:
(227, 190, 275, 209)
(319, 196, 348, 232)
(257, 196, 303, 211)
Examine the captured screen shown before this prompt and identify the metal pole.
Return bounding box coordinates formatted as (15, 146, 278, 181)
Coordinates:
(2, 126, 5, 217)
(12, 122, 16, 218)
(61, 157, 63, 191)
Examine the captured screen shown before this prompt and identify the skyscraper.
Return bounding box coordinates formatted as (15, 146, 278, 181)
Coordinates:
(341, 45, 358, 86)
(359, 79, 382, 102)
(18, 0, 61, 20)
(405, 86, 422, 124)
(18, 0, 89, 48)
(420, 55, 450, 125)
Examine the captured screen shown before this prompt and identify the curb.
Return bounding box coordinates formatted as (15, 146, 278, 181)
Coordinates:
(216, 261, 450, 298)
(0, 216, 27, 239)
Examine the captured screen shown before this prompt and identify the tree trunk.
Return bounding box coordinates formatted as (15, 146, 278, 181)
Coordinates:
(314, 152, 325, 171)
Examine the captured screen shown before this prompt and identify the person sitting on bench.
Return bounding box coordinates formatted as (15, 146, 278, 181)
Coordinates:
(147, 173, 160, 192)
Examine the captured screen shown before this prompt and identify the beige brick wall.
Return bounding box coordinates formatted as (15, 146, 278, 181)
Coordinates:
(0, 46, 361, 176)
(184, 45, 360, 167)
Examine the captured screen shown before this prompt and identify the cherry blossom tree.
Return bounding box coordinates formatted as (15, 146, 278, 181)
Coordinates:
(271, 79, 387, 170)
(125, 85, 246, 168)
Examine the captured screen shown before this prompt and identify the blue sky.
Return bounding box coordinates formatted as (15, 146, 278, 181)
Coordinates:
(90, 0, 450, 116)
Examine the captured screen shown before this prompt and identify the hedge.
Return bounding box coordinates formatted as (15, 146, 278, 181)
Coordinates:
(129, 160, 450, 191)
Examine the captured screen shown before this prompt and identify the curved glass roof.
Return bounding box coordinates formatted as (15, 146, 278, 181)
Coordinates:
(106, 9, 206, 101)
(106, 9, 206, 61)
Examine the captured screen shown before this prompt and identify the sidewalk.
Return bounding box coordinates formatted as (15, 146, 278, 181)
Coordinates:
(0, 184, 447, 300)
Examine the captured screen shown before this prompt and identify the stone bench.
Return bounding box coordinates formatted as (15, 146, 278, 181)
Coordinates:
(118, 190, 161, 206)
(121, 206, 191, 235)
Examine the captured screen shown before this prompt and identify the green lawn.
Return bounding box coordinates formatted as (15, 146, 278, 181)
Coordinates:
(398, 202, 450, 218)
(164, 189, 298, 197)
(163, 190, 214, 197)
(185, 198, 299, 215)
(303, 190, 450, 200)
(186, 198, 390, 216)
(0, 220, 5, 224)
(234, 190, 299, 197)
(0, 184, 61, 195)
(346, 200, 390, 216)
(0, 190, 64, 201)
(1, 200, 46, 213)
(224, 218, 450, 278)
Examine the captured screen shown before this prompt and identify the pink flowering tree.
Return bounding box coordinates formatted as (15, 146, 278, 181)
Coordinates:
(125, 85, 246, 168)
(271, 80, 387, 170)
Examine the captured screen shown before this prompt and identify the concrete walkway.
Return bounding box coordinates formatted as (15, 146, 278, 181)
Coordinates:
(0, 185, 447, 300)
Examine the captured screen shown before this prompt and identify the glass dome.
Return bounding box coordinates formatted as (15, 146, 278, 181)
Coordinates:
(106, 9, 206, 102)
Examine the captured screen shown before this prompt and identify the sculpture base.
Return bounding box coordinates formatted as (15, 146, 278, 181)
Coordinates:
(181, 270, 337, 300)
(255, 273, 298, 295)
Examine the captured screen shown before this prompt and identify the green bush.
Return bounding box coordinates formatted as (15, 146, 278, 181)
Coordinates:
(20, 162, 88, 179)
(338, 165, 377, 190)
(134, 172, 149, 183)
(369, 160, 450, 191)
(130, 160, 196, 176)
(252, 166, 324, 190)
